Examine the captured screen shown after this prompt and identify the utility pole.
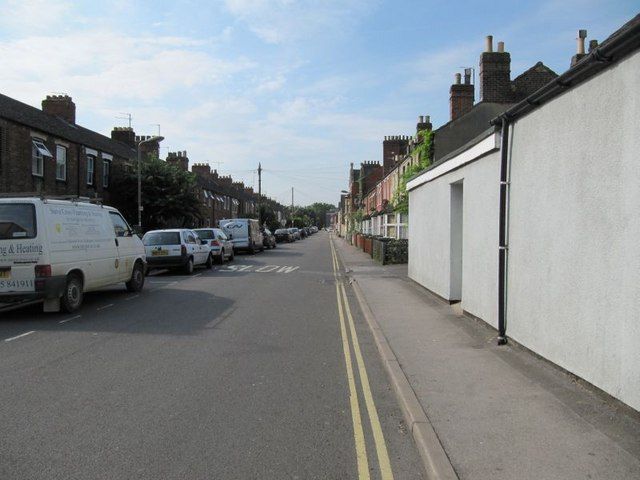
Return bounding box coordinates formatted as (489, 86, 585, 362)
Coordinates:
(291, 187, 294, 226)
(258, 163, 262, 225)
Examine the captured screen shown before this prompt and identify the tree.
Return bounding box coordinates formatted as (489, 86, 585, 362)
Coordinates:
(297, 202, 336, 228)
(111, 155, 204, 231)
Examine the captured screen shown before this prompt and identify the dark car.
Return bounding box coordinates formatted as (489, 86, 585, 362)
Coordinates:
(299, 227, 308, 239)
(262, 228, 277, 249)
(274, 228, 293, 243)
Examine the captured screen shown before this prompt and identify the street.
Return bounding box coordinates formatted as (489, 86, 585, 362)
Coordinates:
(0, 232, 423, 480)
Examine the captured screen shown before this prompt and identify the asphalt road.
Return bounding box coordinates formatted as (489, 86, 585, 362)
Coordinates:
(0, 232, 423, 480)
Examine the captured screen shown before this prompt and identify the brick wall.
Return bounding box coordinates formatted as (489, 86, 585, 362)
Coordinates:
(0, 118, 122, 203)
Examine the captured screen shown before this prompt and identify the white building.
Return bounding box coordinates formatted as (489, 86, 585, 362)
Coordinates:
(408, 16, 640, 411)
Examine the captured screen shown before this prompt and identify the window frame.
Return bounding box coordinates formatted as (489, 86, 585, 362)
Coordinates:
(31, 139, 50, 177)
(55, 144, 67, 181)
(86, 155, 95, 186)
(102, 159, 110, 188)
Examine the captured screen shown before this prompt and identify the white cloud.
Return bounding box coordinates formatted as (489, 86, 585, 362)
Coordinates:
(0, 0, 73, 32)
(223, 0, 377, 44)
(0, 30, 255, 110)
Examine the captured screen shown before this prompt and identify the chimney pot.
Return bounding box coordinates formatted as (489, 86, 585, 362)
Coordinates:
(577, 29, 587, 54)
(497, 41, 504, 53)
(455, 73, 461, 84)
(485, 35, 493, 53)
(588, 39, 598, 52)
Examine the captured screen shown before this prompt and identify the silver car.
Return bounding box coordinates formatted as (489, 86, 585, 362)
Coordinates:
(193, 228, 235, 264)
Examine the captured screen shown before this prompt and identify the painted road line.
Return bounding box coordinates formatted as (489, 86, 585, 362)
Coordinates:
(4, 331, 35, 342)
(96, 303, 114, 311)
(331, 238, 370, 480)
(341, 282, 394, 480)
(124, 295, 139, 301)
(59, 314, 81, 324)
(331, 236, 394, 480)
(335, 281, 371, 480)
(193, 273, 203, 277)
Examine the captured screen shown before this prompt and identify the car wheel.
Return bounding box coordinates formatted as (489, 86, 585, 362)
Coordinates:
(249, 243, 255, 255)
(184, 257, 194, 275)
(216, 250, 224, 265)
(126, 262, 145, 292)
(229, 249, 235, 261)
(61, 274, 83, 313)
(206, 253, 214, 269)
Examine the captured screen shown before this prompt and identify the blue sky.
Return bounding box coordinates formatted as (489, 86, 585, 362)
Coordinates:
(1, 0, 637, 205)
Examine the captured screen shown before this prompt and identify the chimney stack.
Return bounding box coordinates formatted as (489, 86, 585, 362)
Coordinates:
(417, 115, 432, 133)
(382, 135, 410, 175)
(111, 127, 136, 148)
(479, 36, 512, 103)
(166, 151, 189, 171)
(571, 30, 588, 66)
(192, 163, 211, 177)
(450, 71, 474, 121)
(42, 95, 76, 124)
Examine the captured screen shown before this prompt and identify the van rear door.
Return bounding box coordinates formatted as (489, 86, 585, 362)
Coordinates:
(0, 202, 41, 295)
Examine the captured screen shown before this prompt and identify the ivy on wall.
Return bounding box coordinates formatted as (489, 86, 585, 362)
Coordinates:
(392, 129, 433, 215)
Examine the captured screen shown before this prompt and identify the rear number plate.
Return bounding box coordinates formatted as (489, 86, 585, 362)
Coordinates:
(0, 268, 10, 279)
(152, 250, 169, 256)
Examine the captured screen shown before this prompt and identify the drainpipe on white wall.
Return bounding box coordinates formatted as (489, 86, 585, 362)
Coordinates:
(496, 117, 511, 345)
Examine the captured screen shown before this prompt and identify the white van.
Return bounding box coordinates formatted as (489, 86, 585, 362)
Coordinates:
(0, 197, 146, 313)
(218, 218, 263, 254)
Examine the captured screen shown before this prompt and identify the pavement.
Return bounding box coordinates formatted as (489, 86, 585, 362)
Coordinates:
(334, 237, 640, 480)
(0, 232, 424, 480)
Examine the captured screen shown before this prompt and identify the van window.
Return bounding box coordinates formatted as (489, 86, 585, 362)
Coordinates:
(143, 232, 181, 246)
(186, 232, 197, 244)
(109, 212, 131, 237)
(193, 229, 214, 240)
(0, 204, 37, 239)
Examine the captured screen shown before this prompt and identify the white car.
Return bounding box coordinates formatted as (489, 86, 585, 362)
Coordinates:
(142, 229, 212, 274)
(0, 197, 146, 313)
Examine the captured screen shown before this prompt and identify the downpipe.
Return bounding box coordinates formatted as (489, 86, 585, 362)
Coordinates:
(497, 117, 510, 345)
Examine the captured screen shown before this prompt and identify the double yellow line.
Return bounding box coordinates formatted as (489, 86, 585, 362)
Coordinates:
(330, 237, 394, 480)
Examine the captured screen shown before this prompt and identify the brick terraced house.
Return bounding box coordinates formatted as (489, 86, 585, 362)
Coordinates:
(0, 94, 138, 204)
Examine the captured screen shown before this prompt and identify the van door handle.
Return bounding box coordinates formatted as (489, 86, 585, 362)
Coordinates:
(115, 238, 119, 247)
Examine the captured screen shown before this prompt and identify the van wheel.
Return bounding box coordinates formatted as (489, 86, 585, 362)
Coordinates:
(206, 253, 214, 269)
(184, 257, 194, 275)
(61, 274, 83, 313)
(126, 262, 145, 292)
(248, 244, 255, 255)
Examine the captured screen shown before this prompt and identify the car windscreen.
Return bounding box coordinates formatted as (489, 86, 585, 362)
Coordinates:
(143, 232, 181, 246)
(0, 204, 37, 240)
(275, 229, 287, 234)
(193, 229, 214, 240)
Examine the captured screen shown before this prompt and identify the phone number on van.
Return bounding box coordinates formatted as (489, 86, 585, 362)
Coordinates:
(0, 279, 34, 291)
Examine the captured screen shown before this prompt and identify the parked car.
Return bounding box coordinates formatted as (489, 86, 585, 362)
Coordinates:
(299, 227, 308, 239)
(0, 197, 146, 313)
(193, 228, 234, 264)
(288, 227, 301, 240)
(262, 228, 276, 249)
(274, 228, 293, 243)
(143, 229, 212, 274)
(310, 226, 318, 234)
(219, 218, 263, 254)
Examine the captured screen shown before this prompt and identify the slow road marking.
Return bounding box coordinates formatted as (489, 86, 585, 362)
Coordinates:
(219, 265, 299, 273)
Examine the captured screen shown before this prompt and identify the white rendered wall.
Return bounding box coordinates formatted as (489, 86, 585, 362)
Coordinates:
(507, 51, 640, 411)
(408, 151, 500, 327)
